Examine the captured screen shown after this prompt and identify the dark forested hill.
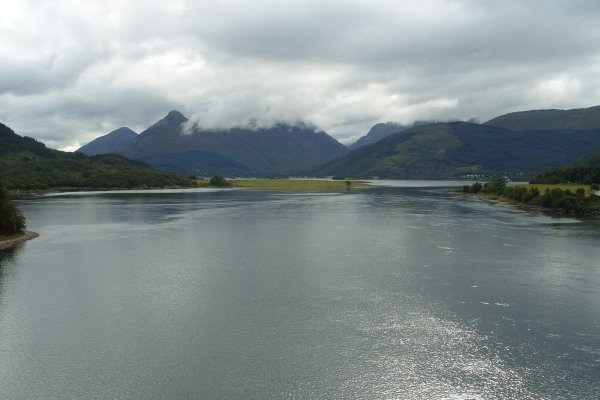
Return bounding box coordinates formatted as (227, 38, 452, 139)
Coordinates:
(532, 150, 600, 184)
(313, 122, 600, 179)
(0, 123, 192, 190)
(0, 123, 54, 158)
(115, 111, 349, 176)
(485, 105, 600, 131)
(78, 127, 137, 155)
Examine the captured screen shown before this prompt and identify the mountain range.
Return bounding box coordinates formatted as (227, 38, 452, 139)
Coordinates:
(79, 111, 349, 177)
(77, 105, 600, 180)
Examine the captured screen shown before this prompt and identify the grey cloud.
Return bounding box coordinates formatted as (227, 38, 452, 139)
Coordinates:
(0, 52, 95, 95)
(2, 0, 600, 149)
(188, 1, 600, 66)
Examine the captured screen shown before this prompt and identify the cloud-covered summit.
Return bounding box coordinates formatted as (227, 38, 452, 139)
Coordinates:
(2, 0, 600, 150)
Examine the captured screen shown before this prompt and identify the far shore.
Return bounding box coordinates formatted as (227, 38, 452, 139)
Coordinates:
(8, 185, 194, 195)
(8, 179, 369, 195)
(0, 230, 39, 251)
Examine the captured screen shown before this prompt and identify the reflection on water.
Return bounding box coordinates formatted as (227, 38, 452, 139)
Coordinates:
(0, 186, 599, 399)
(0, 246, 17, 302)
(0, 246, 16, 265)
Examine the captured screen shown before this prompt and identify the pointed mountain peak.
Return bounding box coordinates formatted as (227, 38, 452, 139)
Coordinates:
(138, 111, 190, 138)
(159, 110, 189, 127)
(110, 127, 138, 136)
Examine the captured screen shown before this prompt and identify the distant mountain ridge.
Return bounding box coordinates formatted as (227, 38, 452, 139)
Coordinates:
(313, 122, 600, 179)
(113, 111, 349, 176)
(349, 120, 439, 150)
(485, 105, 600, 131)
(78, 127, 137, 155)
(349, 122, 405, 150)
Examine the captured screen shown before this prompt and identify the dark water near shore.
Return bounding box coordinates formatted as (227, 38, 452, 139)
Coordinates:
(1, 184, 599, 399)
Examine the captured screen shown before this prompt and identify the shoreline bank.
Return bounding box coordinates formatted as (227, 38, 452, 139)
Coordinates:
(0, 230, 39, 251)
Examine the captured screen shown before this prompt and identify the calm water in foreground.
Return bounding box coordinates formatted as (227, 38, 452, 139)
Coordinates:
(1, 183, 599, 399)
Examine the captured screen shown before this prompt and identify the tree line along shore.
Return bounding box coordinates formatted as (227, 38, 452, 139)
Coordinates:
(462, 178, 600, 218)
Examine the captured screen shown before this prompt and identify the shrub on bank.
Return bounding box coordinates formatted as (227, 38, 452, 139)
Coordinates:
(209, 176, 231, 187)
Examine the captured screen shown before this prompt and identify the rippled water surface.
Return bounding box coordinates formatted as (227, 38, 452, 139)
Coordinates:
(1, 185, 599, 399)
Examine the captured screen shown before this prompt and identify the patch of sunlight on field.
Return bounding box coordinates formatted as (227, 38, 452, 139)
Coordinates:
(192, 178, 369, 191)
(231, 179, 369, 191)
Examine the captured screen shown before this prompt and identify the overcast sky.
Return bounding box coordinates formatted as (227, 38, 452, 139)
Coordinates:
(2, 0, 600, 150)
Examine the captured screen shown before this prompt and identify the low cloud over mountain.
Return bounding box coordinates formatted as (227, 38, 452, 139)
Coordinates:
(3, 1, 600, 150)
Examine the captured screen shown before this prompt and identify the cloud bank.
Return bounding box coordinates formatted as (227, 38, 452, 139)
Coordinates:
(2, 0, 600, 149)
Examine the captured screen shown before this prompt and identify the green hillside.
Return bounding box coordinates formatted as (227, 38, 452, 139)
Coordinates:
(313, 122, 600, 179)
(0, 123, 192, 190)
(485, 105, 600, 131)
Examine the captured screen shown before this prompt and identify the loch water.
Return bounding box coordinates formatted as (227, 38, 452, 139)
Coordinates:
(1, 183, 599, 399)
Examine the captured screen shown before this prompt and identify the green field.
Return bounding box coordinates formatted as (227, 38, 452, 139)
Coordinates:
(518, 183, 594, 196)
(195, 178, 369, 191)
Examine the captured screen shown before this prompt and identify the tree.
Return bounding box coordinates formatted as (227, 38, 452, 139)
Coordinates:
(483, 177, 508, 195)
(209, 175, 230, 187)
(0, 179, 26, 235)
